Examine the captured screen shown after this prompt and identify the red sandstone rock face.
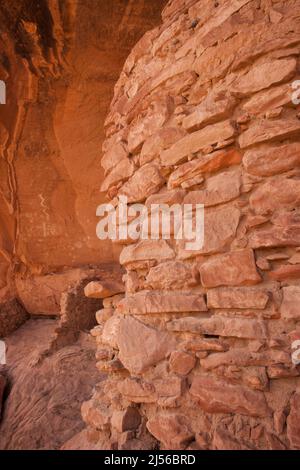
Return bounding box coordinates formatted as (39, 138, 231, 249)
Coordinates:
(0, 0, 166, 302)
(287, 392, 300, 449)
(190, 375, 271, 418)
(0, 319, 100, 450)
(1, 0, 300, 452)
(0, 299, 28, 337)
(0, 375, 6, 417)
(84, 0, 300, 451)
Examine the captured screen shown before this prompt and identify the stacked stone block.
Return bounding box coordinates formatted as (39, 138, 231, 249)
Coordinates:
(83, 0, 300, 450)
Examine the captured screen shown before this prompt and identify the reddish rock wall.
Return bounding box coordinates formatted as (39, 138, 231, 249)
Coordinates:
(0, 319, 100, 450)
(82, 0, 300, 450)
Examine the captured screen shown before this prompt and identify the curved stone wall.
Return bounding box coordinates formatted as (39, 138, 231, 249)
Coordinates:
(84, 0, 300, 450)
(0, 0, 166, 301)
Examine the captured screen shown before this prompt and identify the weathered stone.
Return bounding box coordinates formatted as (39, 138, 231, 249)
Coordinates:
(147, 414, 194, 449)
(102, 315, 121, 349)
(0, 0, 168, 299)
(274, 410, 287, 435)
(266, 253, 290, 261)
(199, 249, 261, 288)
(181, 174, 204, 189)
(288, 253, 300, 265)
(265, 108, 283, 119)
(88, 0, 300, 451)
(214, 365, 269, 391)
(145, 188, 186, 207)
(183, 338, 229, 353)
(120, 240, 174, 266)
(145, 261, 198, 290)
(153, 376, 185, 407)
(249, 227, 300, 249)
(231, 58, 296, 97)
(167, 316, 268, 340)
(118, 376, 184, 406)
(81, 400, 111, 431)
(190, 375, 271, 417)
(150, 12, 186, 55)
(111, 408, 141, 433)
(177, 0, 257, 62)
(118, 378, 156, 404)
(246, 214, 269, 229)
(256, 257, 271, 271)
(117, 317, 175, 375)
(169, 351, 196, 376)
(265, 432, 287, 451)
(213, 426, 248, 450)
(290, 330, 300, 343)
(269, 264, 300, 281)
(183, 91, 236, 131)
(118, 55, 195, 119)
(140, 127, 187, 166)
(124, 271, 142, 294)
(161, 120, 236, 166)
(84, 280, 124, 299)
(117, 431, 137, 450)
(267, 365, 299, 379)
(207, 286, 269, 309)
(0, 299, 28, 337)
(90, 325, 103, 337)
(213, 307, 277, 320)
(100, 158, 135, 192)
(183, 168, 241, 207)
(0, 375, 6, 416)
(281, 286, 300, 320)
(243, 83, 292, 115)
(96, 356, 125, 373)
(95, 348, 114, 361)
(8, 0, 300, 452)
(243, 143, 300, 177)
(117, 290, 207, 315)
(16, 269, 102, 316)
(167, 148, 241, 187)
(249, 177, 300, 215)
(95, 308, 114, 325)
(102, 294, 124, 309)
(127, 97, 172, 153)
(287, 393, 300, 449)
(102, 141, 128, 174)
(272, 210, 300, 228)
(201, 348, 291, 370)
(239, 119, 300, 149)
(118, 164, 165, 203)
(150, 55, 196, 97)
(178, 206, 240, 258)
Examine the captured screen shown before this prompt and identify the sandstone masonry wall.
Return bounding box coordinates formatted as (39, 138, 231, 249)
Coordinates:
(82, 0, 300, 450)
(0, 0, 165, 301)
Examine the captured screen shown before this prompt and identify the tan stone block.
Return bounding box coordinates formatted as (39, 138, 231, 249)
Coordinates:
(200, 249, 261, 288)
(190, 375, 271, 417)
(169, 350, 196, 375)
(117, 317, 175, 374)
(117, 290, 207, 315)
(207, 286, 269, 309)
(161, 120, 236, 167)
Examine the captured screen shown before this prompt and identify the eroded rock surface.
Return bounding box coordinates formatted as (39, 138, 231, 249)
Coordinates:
(83, 0, 300, 451)
(0, 319, 99, 450)
(2, 0, 300, 452)
(0, 0, 166, 300)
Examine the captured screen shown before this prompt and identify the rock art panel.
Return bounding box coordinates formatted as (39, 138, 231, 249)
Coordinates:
(69, 0, 300, 450)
